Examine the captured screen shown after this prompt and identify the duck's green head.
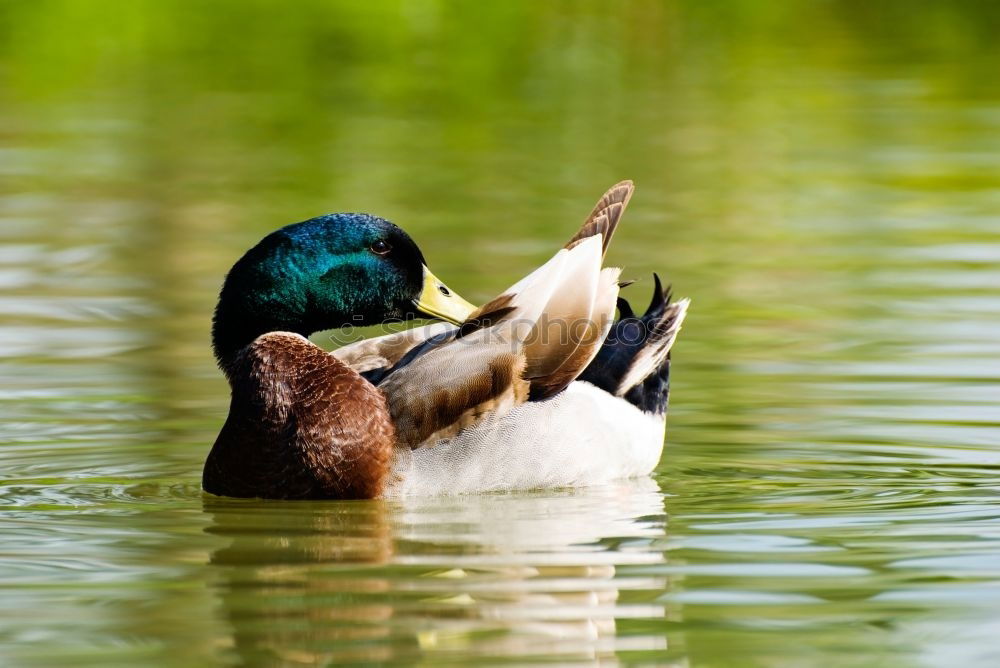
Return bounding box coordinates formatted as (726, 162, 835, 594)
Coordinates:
(212, 213, 475, 369)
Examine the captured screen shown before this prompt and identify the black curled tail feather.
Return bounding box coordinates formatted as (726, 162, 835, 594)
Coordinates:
(578, 274, 689, 415)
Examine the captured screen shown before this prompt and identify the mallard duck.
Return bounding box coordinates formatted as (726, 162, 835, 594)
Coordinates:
(203, 182, 689, 499)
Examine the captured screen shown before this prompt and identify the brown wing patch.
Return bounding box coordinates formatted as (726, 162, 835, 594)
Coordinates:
(204, 333, 394, 500)
(564, 180, 634, 256)
(380, 349, 528, 448)
(527, 309, 615, 400)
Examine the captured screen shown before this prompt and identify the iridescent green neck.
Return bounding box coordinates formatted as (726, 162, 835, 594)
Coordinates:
(212, 252, 378, 371)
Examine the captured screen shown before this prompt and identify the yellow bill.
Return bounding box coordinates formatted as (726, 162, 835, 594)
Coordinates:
(414, 266, 476, 325)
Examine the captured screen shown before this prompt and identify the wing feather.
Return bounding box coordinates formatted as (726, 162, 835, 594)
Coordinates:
(376, 182, 635, 447)
(564, 180, 633, 256)
(530, 266, 621, 399)
(378, 343, 528, 448)
(332, 322, 456, 373)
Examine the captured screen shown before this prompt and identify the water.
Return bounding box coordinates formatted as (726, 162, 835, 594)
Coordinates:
(2, 2, 999, 665)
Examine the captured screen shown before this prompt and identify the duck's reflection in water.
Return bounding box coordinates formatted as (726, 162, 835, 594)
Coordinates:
(204, 478, 672, 665)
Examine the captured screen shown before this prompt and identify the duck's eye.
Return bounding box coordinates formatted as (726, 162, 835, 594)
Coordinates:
(370, 239, 392, 255)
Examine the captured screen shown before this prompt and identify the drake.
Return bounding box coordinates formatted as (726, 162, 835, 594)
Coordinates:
(203, 182, 689, 499)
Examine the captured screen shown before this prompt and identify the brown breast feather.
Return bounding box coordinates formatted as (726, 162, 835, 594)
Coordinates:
(203, 332, 394, 499)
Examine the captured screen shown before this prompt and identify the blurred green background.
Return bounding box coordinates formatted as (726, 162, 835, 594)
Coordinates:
(2, 1, 999, 665)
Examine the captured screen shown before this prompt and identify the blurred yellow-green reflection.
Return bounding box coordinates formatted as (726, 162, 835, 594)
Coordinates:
(1, 1, 999, 665)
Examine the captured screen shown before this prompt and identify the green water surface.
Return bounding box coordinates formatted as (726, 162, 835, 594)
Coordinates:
(2, 2, 999, 665)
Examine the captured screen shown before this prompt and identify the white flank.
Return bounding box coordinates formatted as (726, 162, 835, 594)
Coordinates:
(385, 381, 666, 497)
